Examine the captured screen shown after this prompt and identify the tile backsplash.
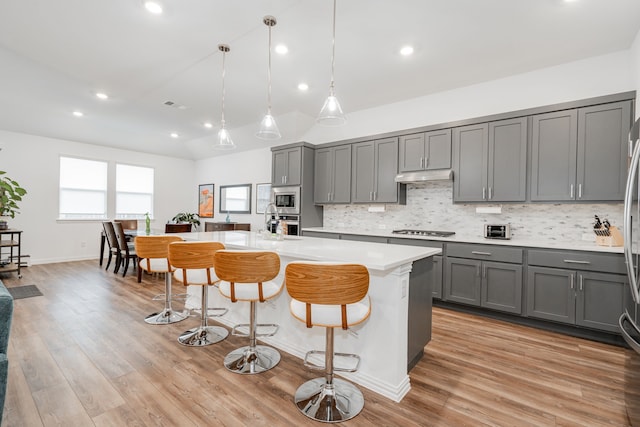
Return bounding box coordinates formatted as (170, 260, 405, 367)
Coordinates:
(321, 182, 624, 243)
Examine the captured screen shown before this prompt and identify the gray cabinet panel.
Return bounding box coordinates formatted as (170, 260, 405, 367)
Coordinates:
(445, 257, 481, 305)
(526, 266, 575, 324)
(375, 137, 400, 203)
(488, 117, 527, 202)
(576, 271, 627, 333)
(432, 255, 443, 299)
(577, 101, 631, 201)
(302, 231, 339, 239)
(339, 234, 388, 243)
(272, 147, 302, 186)
(453, 123, 489, 202)
(314, 145, 351, 204)
(530, 110, 577, 201)
(351, 141, 375, 202)
(482, 261, 522, 314)
(446, 243, 523, 263)
(399, 130, 451, 172)
(527, 250, 626, 275)
(387, 237, 443, 249)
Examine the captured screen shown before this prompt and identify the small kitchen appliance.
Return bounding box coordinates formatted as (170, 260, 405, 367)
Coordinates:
(484, 224, 511, 240)
(271, 186, 300, 215)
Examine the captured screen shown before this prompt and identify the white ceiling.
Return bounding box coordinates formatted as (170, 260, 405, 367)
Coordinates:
(0, 0, 639, 160)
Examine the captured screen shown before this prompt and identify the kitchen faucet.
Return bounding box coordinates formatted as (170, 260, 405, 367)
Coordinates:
(264, 202, 280, 233)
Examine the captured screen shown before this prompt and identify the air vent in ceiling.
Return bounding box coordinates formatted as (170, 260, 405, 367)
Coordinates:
(163, 100, 188, 110)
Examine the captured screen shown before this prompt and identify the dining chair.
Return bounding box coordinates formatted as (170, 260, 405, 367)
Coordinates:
(101, 221, 120, 272)
(113, 221, 137, 277)
(114, 219, 138, 231)
(165, 223, 193, 233)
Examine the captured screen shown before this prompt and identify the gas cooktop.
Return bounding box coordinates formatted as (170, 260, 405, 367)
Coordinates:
(392, 229, 455, 237)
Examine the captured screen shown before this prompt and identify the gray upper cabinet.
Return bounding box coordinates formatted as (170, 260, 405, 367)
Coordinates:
(314, 145, 351, 204)
(453, 118, 527, 202)
(352, 137, 405, 203)
(272, 147, 301, 186)
(452, 123, 489, 202)
(530, 101, 631, 201)
(399, 129, 452, 172)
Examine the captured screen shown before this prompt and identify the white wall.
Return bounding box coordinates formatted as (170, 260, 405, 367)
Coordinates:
(195, 147, 273, 232)
(0, 130, 195, 264)
(632, 29, 640, 119)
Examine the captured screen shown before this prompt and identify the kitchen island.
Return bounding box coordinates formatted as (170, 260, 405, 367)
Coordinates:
(176, 230, 441, 402)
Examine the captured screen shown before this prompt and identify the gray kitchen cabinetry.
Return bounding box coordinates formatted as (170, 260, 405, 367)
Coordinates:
(352, 137, 406, 204)
(526, 250, 628, 333)
(272, 146, 301, 186)
(444, 243, 523, 314)
(453, 117, 527, 202)
(399, 129, 452, 172)
(388, 237, 443, 299)
(530, 101, 631, 201)
(314, 144, 351, 204)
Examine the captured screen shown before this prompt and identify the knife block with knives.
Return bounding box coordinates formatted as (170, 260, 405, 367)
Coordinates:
(593, 216, 623, 247)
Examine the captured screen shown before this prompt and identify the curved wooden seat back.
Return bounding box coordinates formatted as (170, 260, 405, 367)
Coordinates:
(102, 221, 118, 250)
(134, 235, 183, 272)
(285, 263, 369, 329)
(168, 241, 225, 286)
(214, 250, 280, 302)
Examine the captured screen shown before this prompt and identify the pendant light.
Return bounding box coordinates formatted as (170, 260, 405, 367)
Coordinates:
(213, 44, 235, 150)
(317, 0, 346, 126)
(256, 16, 281, 140)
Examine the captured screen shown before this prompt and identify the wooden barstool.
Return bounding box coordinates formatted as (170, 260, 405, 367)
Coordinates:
(285, 262, 371, 423)
(135, 235, 187, 325)
(168, 241, 229, 346)
(214, 250, 282, 374)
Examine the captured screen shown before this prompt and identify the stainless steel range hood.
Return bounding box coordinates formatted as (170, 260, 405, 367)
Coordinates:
(394, 170, 453, 183)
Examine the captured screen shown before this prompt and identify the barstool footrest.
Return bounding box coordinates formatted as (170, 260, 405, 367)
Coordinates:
(231, 323, 279, 338)
(206, 307, 228, 317)
(303, 350, 361, 373)
(152, 292, 188, 302)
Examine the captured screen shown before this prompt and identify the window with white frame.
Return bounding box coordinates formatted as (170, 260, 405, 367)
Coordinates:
(115, 163, 154, 219)
(59, 156, 108, 219)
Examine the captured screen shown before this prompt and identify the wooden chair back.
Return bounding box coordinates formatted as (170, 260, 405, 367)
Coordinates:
(134, 235, 182, 260)
(102, 221, 118, 250)
(114, 219, 138, 230)
(112, 221, 131, 252)
(165, 223, 193, 233)
(168, 241, 225, 285)
(285, 263, 369, 306)
(214, 250, 280, 284)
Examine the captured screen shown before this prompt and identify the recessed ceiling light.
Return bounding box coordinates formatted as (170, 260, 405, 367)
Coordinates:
(297, 83, 309, 91)
(96, 92, 108, 100)
(400, 46, 414, 56)
(144, 1, 163, 14)
(170, 132, 179, 138)
(204, 122, 213, 129)
(72, 111, 84, 117)
(275, 44, 288, 55)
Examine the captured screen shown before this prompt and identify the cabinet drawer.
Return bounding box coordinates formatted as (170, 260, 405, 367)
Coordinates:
(387, 237, 443, 250)
(447, 243, 522, 263)
(527, 250, 626, 274)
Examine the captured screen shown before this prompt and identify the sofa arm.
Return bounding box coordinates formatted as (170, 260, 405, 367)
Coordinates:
(0, 281, 13, 355)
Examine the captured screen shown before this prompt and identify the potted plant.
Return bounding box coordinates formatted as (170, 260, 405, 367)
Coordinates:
(171, 212, 200, 231)
(0, 171, 27, 230)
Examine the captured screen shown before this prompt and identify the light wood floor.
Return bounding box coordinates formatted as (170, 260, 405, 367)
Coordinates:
(1, 260, 639, 426)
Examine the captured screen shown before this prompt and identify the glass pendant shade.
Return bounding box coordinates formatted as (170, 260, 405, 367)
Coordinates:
(213, 44, 236, 150)
(317, 92, 346, 126)
(256, 16, 281, 140)
(257, 113, 281, 139)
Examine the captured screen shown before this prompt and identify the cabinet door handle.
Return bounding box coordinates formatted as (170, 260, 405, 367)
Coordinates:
(579, 274, 583, 291)
(482, 187, 486, 200)
(284, 175, 287, 184)
(476, 265, 481, 277)
(563, 259, 591, 265)
(482, 265, 486, 279)
(488, 187, 492, 200)
(472, 251, 492, 256)
(425, 157, 429, 168)
(578, 184, 583, 199)
(570, 184, 574, 198)
(373, 191, 377, 200)
(570, 274, 574, 290)
(328, 192, 331, 201)
(420, 157, 424, 168)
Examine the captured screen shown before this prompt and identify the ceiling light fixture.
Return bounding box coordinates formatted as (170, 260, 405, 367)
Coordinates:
(298, 83, 309, 91)
(204, 122, 213, 129)
(213, 44, 235, 150)
(96, 92, 109, 100)
(72, 111, 84, 117)
(170, 132, 179, 138)
(400, 46, 414, 56)
(275, 44, 288, 55)
(256, 16, 281, 140)
(144, 1, 163, 14)
(317, 0, 346, 126)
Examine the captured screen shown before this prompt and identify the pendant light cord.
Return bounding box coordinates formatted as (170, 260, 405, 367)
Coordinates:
(220, 46, 228, 126)
(329, 0, 337, 94)
(267, 23, 273, 114)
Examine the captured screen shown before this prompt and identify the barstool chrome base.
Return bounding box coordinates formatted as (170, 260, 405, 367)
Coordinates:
(144, 309, 188, 325)
(294, 377, 364, 423)
(223, 345, 280, 374)
(178, 326, 228, 346)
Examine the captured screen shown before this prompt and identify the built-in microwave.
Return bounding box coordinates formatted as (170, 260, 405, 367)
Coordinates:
(271, 186, 300, 215)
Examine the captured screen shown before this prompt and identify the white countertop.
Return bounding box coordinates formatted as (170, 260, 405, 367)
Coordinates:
(178, 230, 441, 272)
(301, 227, 624, 254)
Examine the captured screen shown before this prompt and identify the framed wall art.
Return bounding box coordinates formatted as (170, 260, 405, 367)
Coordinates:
(198, 183, 214, 218)
(255, 183, 271, 214)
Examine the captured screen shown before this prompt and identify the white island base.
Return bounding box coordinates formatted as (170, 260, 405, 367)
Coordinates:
(178, 231, 440, 402)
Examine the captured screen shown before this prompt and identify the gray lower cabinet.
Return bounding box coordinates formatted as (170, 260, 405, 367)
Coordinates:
(388, 237, 443, 299)
(526, 249, 628, 333)
(352, 137, 405, 204)
(314, 145, 351, 204)
(399, 129, 452, 172)
(444, 243, 523, 314)
(530, 101, 631, 201)
(302, 230, 340, 239)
